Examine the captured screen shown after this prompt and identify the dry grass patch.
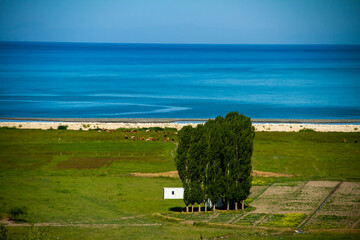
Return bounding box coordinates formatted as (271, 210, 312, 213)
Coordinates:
(250, 181, 339, 214)
(318, 182, 360, 217)
(305, 182, 360, 229)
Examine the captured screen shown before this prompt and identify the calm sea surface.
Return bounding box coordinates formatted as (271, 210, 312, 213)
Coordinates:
(0, 42, 360, 119)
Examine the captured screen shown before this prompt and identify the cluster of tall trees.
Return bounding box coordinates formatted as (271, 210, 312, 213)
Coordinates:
(175, 112, 255, 212)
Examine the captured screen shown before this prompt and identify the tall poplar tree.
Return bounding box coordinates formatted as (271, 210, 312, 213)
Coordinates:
(175, 125, 193, 212)
(229, 112, 254, 210)
(204, 119, 224, 212)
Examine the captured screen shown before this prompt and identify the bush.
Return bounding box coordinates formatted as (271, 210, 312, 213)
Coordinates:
(89, 128, 102, 131)
(149, 127, 164, 131)
(299, 128, 315, 133)
(22, 225, 54, 240)
(57, 125, 68, 130)
(9, 206, 27, 221)
(0, 224, 10, 240)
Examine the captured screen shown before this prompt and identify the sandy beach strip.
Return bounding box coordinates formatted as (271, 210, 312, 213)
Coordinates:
(0, 119, 359, 132)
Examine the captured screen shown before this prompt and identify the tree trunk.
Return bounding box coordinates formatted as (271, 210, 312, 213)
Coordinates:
(235, 202, 238, 211)
(242, 200, 244, 210)
(205, 202, 207, 212)
(227, 202, 230, 211)
(192, 204, 194, 213)
(186, 205, 189, 213)
(198, 203, 201, 212)
(213, 204, 216, 212)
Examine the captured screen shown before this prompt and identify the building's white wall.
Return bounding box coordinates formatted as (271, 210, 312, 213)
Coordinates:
(163, 188, 184, 199)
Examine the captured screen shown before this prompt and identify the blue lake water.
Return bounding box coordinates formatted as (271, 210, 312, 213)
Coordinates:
(0, 42, 360, 119)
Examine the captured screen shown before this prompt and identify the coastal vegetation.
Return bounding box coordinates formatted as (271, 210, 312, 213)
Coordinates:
(0, 127, 359, 239)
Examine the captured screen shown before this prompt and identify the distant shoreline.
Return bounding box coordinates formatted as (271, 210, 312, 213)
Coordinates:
(1, 117, 359, 124)
(1, 117, 359, 132)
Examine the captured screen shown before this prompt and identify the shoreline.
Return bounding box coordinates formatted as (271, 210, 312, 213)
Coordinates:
(0, 120, 359, 132)
(1, 117, 360, 124)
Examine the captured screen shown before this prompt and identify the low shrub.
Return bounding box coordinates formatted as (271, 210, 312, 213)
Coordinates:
(9, 206, 27, 221)
(299, 128, 315, 133)
(149, 127, 164, 131)
(57, 125, 68, 130)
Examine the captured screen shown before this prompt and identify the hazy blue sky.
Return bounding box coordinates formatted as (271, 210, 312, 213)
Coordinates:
(0, 0, 360, 44)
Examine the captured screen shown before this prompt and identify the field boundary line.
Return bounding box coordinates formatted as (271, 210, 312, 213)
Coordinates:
(203, 212, 220, 222)
(296, 181, 342, 232)
(150, 213, 360, 233)
(2, 223, 162, 228)
(351, 217, 360, 229)
(251, 182, 275, 202)
(231, 212, 251, 224)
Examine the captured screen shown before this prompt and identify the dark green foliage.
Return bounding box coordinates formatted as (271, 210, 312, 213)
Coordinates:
(9, 206, 27, 221)
(299, 128, 316, 132)
(189, 181, 203, 205)
(0, 224, 10, 240)
(164, 127, 178, 131)
(57, 125, 68, 130)
(149, 127, 165, 131)
(175, 112, 255, 211)
(175, 126, 194, 209)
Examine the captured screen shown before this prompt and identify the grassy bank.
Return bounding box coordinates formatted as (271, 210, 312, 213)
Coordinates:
(0, 128, 359, 179)
(0, 128, 359, 239)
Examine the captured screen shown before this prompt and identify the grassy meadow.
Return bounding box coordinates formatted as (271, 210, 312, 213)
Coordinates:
(0, 128, 359, 239)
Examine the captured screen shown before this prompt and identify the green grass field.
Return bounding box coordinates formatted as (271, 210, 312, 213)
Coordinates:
(0, 128, 359, 239)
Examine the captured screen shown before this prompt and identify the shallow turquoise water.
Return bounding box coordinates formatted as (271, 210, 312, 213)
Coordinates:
(0, 42, 359, 119)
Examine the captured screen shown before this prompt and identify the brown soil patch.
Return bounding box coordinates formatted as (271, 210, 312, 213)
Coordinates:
(130, 171, 179, 178)
(0, 218, 13, 224)
(315, 182, 360, 217)
(130, 170, 294, 178)
(251, 181, 340, 214)
(56, 158, 114, 169)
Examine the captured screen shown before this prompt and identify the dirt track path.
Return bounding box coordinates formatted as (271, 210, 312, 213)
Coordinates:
(351, 217, 360, 229)
(130, 170, 295, 178)
(3, 222, 162, 228)
(1, 214, 162, 228)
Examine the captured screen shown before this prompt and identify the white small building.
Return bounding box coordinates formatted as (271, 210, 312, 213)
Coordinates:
(163, 187, 223, 208)
(163, 187, 184, 199)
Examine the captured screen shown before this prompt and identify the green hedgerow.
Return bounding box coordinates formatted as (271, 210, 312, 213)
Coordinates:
(57, 125, 68, 130)
(299, 128, 315, 133)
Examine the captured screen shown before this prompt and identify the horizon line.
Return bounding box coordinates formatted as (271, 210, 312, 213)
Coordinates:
(1, 40, 360, 46)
